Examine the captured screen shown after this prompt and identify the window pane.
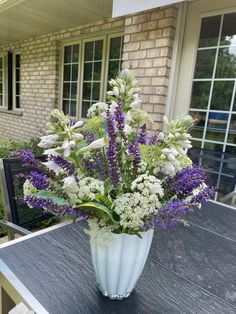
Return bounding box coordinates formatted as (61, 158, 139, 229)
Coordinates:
(108, 60, 120, 81)
(16, 96, 20, 109)
(83, 83, 91, 100)
(0, 83, 2, 94)
(70, 100, 76, 116)
(16, 69, 20, 82)
(64, 46, 72, 63)
(199, 15, 221, 48)
(92, 83, 100, 100)
(72, 45, 80, 63)
(0, 95, 2, 107)
(82, 101, 91, 118)
(64, 65, 71, 81)
(189, 111, 206, 139)
(194, 49, 216, 78)
(93, 62, 102, 80)
(84, 63, 92, 81)
(215, 47, 236, 78)
(220, 12, 236, 46)
(85, 42, 93, 61)
(190, 81, 211, 110)
(0, 58, 2, 68)
(206, 112, 229, 142)
(71, 64, 78, 81)
(226, 145, 236, 154)
(63, 100, 69, 115)
(210, 81, 234, 111)
(227, 114, 236, 144)
(94, 40, 103, 60)
(0, 70, 2, 81)
(16, 83, 20, 96)
(71, 83, 77, 100)
(109, 37, 122, 59)
(16, 54, 20, 68)
(63, 83, 70, 98)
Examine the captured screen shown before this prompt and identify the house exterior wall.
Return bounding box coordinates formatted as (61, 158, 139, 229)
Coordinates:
(0, 5, 177, 141)
(122, 6, 177, 132)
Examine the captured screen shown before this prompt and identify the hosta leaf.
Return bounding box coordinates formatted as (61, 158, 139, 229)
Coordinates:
(36, 191, 69, 206)
(79, 201, 120, 223)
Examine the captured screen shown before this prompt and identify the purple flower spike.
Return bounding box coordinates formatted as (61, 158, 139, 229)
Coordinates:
(51, 156, 75, 175)
(106, 110, 120, 186)
(28, 171, 49, 190)
(164, 165, 209, 200)
(13, 149, 38, 166)
(138, 124, 147, 145)
(128, 140, 141, 173)
(148, 134, 157, 145)
(114, 102, 127, 142)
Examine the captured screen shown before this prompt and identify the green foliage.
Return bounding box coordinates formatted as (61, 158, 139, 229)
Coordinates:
(139, 144, 161, 165)
(36, 190, 69, 206)
(79, 201, 120, 223)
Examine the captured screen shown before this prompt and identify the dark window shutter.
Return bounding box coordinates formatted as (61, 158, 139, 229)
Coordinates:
(7, 51, 13, 110)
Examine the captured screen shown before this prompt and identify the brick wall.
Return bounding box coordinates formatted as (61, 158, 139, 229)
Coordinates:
(0, 5, 178, 141)
(0, 17, 124, 141)
(122, 6, 178, 133)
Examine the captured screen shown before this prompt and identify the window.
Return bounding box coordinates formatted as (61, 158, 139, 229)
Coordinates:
(188, 12, 236, 200)
(0, 56, 3, 107)
(61, 33, 123, 118)
(14, 54, 21, 109)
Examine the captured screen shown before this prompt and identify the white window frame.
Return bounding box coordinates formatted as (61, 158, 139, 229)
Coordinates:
(0, 53, 6, 108)
(59, 30, 124, 119)
(13, 52, 21, 110)
(171, 0, 236, 119)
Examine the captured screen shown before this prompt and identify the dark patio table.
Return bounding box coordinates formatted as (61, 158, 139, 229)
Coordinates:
(0, 201, 236, 314)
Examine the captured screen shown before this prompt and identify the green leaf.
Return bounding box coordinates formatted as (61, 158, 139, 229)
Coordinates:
(36, 191, 69, 206)
(79, 201, 120, 223)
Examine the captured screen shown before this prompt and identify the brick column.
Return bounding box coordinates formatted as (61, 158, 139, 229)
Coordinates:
(122, 6, 178, 132)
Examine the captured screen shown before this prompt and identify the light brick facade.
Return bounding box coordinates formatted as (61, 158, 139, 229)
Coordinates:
(0, 5, 177, 141)
(122, 6, 177, 132)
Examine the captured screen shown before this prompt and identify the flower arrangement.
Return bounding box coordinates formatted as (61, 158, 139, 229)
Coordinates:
(17, 70, 214, 245)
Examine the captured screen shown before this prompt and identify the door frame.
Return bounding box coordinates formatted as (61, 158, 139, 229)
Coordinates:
(169, 0, 236, 119)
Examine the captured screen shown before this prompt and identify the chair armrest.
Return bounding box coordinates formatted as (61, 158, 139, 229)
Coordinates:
(0, 219, 31, 236)
(220, 191, 236, 205)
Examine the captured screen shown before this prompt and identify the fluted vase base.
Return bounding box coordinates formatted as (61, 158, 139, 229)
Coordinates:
(90, 229, 154, 300)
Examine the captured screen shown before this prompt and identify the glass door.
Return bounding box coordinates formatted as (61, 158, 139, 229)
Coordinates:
(188, 12, 236, 201)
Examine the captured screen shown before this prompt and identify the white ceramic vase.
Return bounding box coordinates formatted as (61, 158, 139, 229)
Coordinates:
(90, 229, 154, 300)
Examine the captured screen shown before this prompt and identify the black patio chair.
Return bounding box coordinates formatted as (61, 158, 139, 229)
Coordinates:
(187, 147, 236, 205)
(0, 158, 54, 240)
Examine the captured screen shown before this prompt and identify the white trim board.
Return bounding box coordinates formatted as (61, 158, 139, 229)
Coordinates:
(112, 0, 185, 17)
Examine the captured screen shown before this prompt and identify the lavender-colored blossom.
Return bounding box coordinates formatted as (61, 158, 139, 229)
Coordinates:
(24, 195, 90, 219)
(82, 130, 96, 144)
(13, 149, 38, 166)
(164, 165, 209, 200)
(106, 110, 120, 186)
(143, 200, 193, 230)
(128, 140, 141, 172)
(190, 186, 215, 205)
(51, 155, 75, 175)
(28, 171, 49, 190)
(148, 134, 157, 145)
(114, 102, 127, 142)
(138, 124, 147, 145)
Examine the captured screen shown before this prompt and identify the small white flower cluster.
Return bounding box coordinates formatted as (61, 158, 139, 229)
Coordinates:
(112, 192, 160, 231)
(85, 218, 115, 246)
(62, 176, 104, 202)
(23, 180, 38, 195)
(137, 161, 147, 174)
(77, 177, 105, 200)
(131, 174, 164, 197)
